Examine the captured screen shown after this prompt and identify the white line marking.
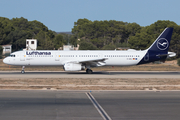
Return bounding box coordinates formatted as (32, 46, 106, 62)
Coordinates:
(86, 92, 112, 120)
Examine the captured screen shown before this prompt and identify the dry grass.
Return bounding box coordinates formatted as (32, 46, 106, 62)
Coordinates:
(0, 78, 180, 90)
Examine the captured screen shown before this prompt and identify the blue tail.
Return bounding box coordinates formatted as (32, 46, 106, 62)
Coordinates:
(138, 27, 173, 65)
(147, 27, 173, 52)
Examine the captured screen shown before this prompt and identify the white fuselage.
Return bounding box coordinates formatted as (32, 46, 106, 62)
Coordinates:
(3, 50, 146, 66)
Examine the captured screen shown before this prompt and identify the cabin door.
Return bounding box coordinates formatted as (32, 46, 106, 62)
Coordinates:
(20, 51, 25, 61)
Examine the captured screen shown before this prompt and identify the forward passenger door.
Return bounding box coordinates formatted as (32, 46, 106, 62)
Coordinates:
(20, 51, 25, 61)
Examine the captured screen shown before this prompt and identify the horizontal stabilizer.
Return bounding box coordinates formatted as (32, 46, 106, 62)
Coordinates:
(167, 52, 176, 58)
(156, 52, 176, 58)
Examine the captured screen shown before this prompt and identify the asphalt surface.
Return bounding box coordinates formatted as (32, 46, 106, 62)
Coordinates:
(0, 90, 180, 120)
(0, 71, 180, 78)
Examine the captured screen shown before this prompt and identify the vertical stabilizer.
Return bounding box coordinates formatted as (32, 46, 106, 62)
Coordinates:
(147, 27, 173, 53)
(138, 28, 174, 65)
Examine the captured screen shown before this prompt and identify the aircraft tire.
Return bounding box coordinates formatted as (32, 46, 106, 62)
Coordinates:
(86, 69, 93, 74)
(21, 70, 25, 74)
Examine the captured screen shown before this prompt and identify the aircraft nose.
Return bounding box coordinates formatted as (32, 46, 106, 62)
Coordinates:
(3, 58, 8, 64)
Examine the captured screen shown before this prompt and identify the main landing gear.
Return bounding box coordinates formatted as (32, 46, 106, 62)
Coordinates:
(86, 69, 93, 74)
(21, 66, 25, 74)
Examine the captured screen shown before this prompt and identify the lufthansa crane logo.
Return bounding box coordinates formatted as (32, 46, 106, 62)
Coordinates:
(157, 38, 169, 50)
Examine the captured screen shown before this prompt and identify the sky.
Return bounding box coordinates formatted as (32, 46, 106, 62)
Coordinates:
(0, 0, 180, 32)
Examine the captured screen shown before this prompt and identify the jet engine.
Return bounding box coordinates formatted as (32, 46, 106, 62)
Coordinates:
(63, 63, 85, 71)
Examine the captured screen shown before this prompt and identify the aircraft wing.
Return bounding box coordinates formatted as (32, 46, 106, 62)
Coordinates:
(78, 58, 107, 63)
(65, 58, 108, 67)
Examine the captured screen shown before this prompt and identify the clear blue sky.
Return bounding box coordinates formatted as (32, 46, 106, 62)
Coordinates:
(0, 0, 180, 32)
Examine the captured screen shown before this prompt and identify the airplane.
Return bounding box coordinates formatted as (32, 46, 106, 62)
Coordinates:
(3, 27, 176, 74)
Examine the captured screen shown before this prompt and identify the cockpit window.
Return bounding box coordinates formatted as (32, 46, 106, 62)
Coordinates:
(10, 54, 15, 57)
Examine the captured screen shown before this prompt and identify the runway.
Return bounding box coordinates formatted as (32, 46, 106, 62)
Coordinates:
(0, 90, 180, 120)
(0, 71, 180, 78)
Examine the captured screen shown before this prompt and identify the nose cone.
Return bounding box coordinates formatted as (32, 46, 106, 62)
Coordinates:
(3, 57, 8, 64)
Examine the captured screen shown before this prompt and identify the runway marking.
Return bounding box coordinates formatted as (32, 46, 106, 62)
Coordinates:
(86, 92, 112, 120)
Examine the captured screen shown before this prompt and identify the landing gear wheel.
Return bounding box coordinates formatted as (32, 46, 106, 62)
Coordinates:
(21, 66, 25, 74)
(86, 69, 93, 74)
(21, 70, 25, 74)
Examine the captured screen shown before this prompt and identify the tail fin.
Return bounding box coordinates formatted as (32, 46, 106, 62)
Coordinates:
(138, 28, 174, 65)
(147, 27, 173, 53)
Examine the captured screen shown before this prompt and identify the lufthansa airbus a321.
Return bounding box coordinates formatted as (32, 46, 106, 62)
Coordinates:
(3, 28, 176, 74)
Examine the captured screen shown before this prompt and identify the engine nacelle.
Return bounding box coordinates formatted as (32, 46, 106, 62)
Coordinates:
(63, 63, 85, 71)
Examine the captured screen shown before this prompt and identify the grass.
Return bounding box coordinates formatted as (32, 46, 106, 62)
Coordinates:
(0, 78, 180, 90)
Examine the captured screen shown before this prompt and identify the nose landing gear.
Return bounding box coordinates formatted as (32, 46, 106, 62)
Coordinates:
(21, 66, 25, 74)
